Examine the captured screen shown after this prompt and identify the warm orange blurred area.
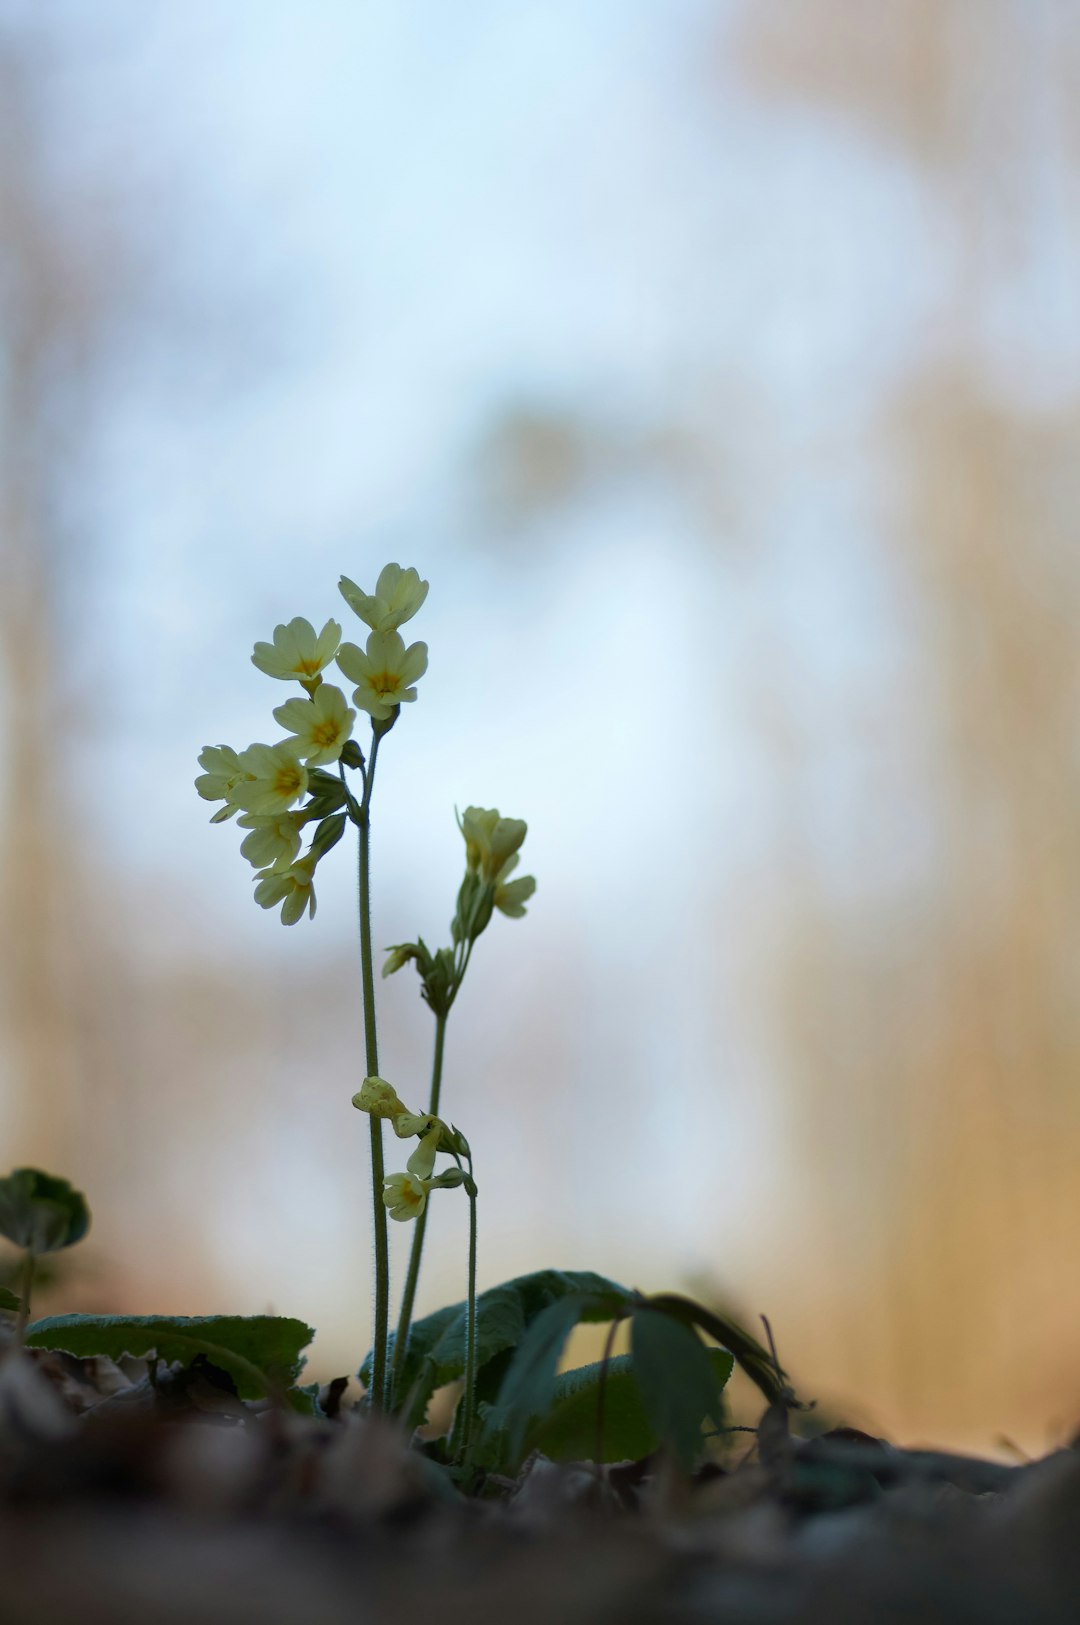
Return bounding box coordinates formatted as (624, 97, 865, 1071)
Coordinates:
(2, 1, 1078, 1452)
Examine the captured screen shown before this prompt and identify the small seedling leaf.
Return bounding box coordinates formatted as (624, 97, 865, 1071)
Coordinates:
(0, 1169, 90, 1254)
(0, 1287, 21, 1313)
(25, 1314, 314, 1400)
(631, 1306, 726, 1472)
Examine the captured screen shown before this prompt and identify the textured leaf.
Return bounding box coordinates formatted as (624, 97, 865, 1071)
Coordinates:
(643, 1292, 788, 1406)
(485, 1295, 592, 1457)
(526, 1347, 734, 1465)
(631, 1307, 726, 1471)
(25, 1314, 313, 1400)
(364, 1269, 630, 1429)
(0, 1169, 90, 1255)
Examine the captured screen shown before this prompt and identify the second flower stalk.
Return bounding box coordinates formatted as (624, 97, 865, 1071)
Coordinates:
(353, 1075, 479, 1450)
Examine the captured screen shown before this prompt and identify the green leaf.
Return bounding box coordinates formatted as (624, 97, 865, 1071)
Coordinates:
(643, 1293, 789, 1407)
(0, 1169, 90, 1254)
(366, 1269, 631, 1430)
(631, 1307, 726, 1472)
(25, 1314, 314, 1400)
(524, 1348, 734, 1465)
(286, 1381, 322, 1416)
(486, 1295, 592, 1458)
(0, 1287, 21, 1313)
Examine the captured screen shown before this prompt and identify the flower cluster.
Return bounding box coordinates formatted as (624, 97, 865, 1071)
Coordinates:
(352, 1077, 470, 1221)
(458, 806, 536, 920)
(380, 806, 536, 1013)
(195, 566, 429, 923)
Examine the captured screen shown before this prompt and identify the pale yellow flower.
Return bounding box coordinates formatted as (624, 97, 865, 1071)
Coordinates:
(272, 683, 355, 766)
(253, 855, 316, 925)
(393, 1111, 436, 1139)
(382, 942, 418, 978)
(406, 1126, 441, 1180)
(339, 565, 428, 632)
(352, 1076, 407, 1120)
(351, 1078, 443, 1143)
(459, 806, 528, 882)
(251, 617, 341, 684)
(195, 744, 256, 823)
(237, 811, 305, 872)
(230, 742, 309, 816)
(336, 629, 428, 722)
(382, 1171, 432, 1222)
(493, 852, 537, 919)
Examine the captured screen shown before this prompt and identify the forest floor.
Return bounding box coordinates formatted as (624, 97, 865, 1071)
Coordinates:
(1, 1343, 1078, 1625)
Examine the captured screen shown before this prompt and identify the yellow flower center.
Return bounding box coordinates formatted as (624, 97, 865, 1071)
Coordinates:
(273, 764, 303, 796)
(369, 669, 402, 699)
(292, 657, 321, 676)
(311, 718, 341, 748)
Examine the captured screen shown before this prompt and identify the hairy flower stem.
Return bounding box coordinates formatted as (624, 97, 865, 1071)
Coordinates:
(391, 1009, 447, 1403)
(462, 1170, 478, 1458)
(357, 729, 389, 1410)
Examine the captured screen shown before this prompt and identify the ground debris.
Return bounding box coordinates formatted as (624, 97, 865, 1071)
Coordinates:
(0, 1351, 1076, 1623)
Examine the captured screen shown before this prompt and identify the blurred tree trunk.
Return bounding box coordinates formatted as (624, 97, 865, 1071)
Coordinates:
(0, 46, 108, 1171)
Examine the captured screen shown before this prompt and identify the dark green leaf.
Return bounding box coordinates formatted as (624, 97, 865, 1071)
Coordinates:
(486, 1294, 591, 1457)
(644, 1293, 789, 1407)
(0, 1286, 20, 1312)
(525, 1348, 734, 1465)
(631, 1307, 725, 1471)
(286, 1381, 322, 1416)
(0, 1169, 90, 1254)
(25, 1314, 313, 1400)
(366, 1269, 631, 1430)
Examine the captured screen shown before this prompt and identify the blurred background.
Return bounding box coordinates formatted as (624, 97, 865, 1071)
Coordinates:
(2, 0, 1078, 1451)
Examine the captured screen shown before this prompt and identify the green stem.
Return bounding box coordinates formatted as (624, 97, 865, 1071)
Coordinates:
(357, 728, 389, 1411)
(462, 1171, 478, 1458)
(13, 1252, 34, 1348)
(390, 1009, 448, 1404)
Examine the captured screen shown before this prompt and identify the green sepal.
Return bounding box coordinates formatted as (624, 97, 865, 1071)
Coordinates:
(308, 811, 347, 860)
(339, 740, 365, 771)
(301, 775, 348, 821)
(420, 946, 456, 1016)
